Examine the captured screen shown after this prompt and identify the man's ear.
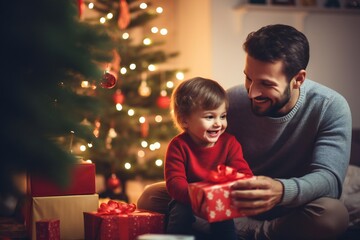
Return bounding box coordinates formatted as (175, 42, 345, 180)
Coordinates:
(293, 70, 306, 89)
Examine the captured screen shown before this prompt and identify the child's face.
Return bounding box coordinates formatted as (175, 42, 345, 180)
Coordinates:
(182, 102, 227, 148)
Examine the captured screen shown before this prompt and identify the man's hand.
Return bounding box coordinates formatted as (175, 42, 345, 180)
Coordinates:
(230, 176, 284, 216)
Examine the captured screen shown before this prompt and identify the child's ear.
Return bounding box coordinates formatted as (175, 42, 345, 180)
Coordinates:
(180, 117, 188, 129)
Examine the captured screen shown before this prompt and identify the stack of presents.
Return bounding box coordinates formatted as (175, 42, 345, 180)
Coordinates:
(24, 162, 164, 240)
(24, 163, 251, 239)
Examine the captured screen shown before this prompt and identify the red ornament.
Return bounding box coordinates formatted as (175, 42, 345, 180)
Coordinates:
(156, 95, 171, 109)
(113, 89, 124, 104)
(101, 72, 117, 89)
(107, 174, 121, 190)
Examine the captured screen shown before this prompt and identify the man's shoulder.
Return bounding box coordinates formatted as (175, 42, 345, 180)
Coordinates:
(304, 79, 346, 101)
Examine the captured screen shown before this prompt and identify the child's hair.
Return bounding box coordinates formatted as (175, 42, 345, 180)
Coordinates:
(171, 77, 228, 132)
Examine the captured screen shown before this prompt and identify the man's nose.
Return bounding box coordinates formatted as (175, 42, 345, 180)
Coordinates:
(248, 83, 262, 98)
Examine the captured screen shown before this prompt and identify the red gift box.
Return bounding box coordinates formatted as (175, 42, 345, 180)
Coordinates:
(36, 219, 60, 240)
(84, 201, 165, 240)
(188, 165, 254, 223)
(28, 163, 96, 197)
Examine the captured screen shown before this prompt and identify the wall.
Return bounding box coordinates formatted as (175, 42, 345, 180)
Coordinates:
(169, 0, 360, 128)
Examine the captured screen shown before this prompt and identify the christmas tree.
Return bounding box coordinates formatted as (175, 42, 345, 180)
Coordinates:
(0, 0, 115, 203)
(74, 0, 184, 187)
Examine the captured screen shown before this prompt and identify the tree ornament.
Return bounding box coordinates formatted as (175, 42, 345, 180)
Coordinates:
(118, 0, 130, 30)
(77, 0, 85, 19)
(140, 120, 149, 138)
(101, 72, 117, 89)
(113, 89, 125, 104)
(157, 95, 170, 109)
(156, 90, 170, 109)
(138, 72, 151, 97)
(107, 173, 121, 190)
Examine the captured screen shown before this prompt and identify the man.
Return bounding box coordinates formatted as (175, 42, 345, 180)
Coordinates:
(137, 24, 352, 239)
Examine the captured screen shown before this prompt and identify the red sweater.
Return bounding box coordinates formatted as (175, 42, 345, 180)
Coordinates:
(165, 132, 253, 205)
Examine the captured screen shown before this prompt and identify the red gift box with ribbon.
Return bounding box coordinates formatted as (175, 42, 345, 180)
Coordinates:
(83, 200, 165, 240)
(36, 219, 60, 240)
(188, 165, 254, 223)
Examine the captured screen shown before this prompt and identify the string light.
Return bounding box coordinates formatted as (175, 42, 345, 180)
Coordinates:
(120, 67, 127, 74)
(128, 109, 135, 116)
(122, 32, 129, 39)
(116, 103, 123, 111)
(148, 64, 156, 71)
(151, 27, 158, 33)
(143, 38, 152, 45)
(166, 81, 174, 88)
(129, 63, 136, 70)
(156, 7, 163, 14)
(155, 159, 163, 167)
(139, 3, 147, 9)
(176, 71, 185, 80)
(155, 115, 163, 123)
(160, 28, 168, 35)
(141, 141, 148, 148)
(124, 162, 131, 169)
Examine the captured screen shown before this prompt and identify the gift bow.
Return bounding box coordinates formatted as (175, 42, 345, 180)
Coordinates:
(97, 200, 136, 215)
(207, 164, 248, 183)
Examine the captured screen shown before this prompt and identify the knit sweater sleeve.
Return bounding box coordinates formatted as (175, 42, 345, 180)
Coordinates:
(164, 137, 191, 205)
(278, 85, 352, 206)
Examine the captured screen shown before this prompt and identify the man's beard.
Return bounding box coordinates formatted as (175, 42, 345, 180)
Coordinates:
(250, 85, 291, 117)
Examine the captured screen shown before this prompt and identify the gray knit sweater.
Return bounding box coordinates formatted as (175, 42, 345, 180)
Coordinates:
(226, 79, 352, 207)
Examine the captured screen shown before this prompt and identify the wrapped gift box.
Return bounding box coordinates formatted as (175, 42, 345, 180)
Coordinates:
(28, 163, 96, 197)
(188, 176, 253, 223)
(83, 210, 165, 240)
(36, 219, 60, 240)
(30, 194, 99, 240)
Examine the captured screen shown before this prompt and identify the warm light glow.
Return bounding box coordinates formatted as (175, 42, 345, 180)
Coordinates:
(151, 27, 158, 33)
(88, 2, 94, 9)
(80, 145, 86, 152)
(149, 144, 156, 151)
(166, 81, 174, 88)
(128, 109, 135, 116)
(116, 103, 123, 111)
(160, 28, 168, 35)
(176, 72, 185, 80)
(85, 159, 92, 163)
(154, 142, 161, 149)
(100, 17, 106, 24)
(81, 81, 89, 88)
(108, 128, 117, 138)
(122, 32, 129, 39)
(148, 64, 156, 71)
(138, 150, 145, 158)
(87, 143, 93, 148)
(129, 63, 136, 70)
(155, 115, 163, 123)
(139, 3, 147, 9)
(124, 162, 131, 169)
(139, 116, 146, 123)
(141, 141, 148, 148)
(156, 7, 163, 14)
(155, 159, 163, 166)
(120, 67, 127, 74)
(107, 13, 113, 19)
(160, 90, 167, 96)
(143, 38, 152, 45)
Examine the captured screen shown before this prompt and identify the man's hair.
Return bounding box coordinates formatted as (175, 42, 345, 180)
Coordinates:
(243, 24, 310, 81)
(171, 77, 228, 132)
